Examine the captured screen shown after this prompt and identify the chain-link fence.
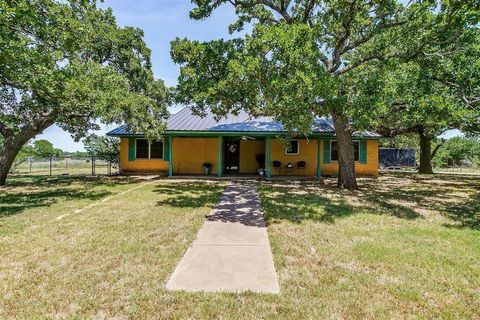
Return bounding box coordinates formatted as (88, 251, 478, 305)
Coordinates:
(13, 157, 118, 176)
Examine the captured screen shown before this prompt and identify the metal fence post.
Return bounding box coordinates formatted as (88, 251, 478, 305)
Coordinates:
(91, 156, 95, 175)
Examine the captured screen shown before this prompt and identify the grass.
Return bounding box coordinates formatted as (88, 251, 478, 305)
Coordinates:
(15, 158, 113, 175)
(0, 173, 479, 319)
(261, 173, 480, 318)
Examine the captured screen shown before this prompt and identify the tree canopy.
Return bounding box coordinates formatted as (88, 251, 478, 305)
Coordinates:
(33, 139, 62, 158)
(83, 134, 120, 165)
(374, 26, 480, 173)
(171, 0, 479, 188)
(0, 0, 170, 185)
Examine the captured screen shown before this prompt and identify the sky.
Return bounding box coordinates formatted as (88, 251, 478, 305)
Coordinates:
(37, 0, 241, 151)
(36, 0, 462, 151)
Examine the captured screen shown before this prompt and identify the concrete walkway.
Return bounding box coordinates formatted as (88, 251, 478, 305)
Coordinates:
(166, 181, 280, 293)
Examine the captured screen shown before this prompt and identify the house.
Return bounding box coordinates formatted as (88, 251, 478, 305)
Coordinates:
(107, 107, 380, 177)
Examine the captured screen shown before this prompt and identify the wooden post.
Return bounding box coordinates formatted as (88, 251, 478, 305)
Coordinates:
(49, 157, 52, 176)
(266, 136, 271, 178)
(217, 135, 222, 177)
(317, 138, 321, 179)
(168, 135, 173, 176)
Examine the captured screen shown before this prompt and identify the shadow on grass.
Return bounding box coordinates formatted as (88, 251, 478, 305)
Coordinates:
(0, 174, 146, 218)
(5, 174, 140, 188)
(261, 173, 480, 227)
(0, 188, 112, 218)
(261, 185, 354, 224)
(154, 182, 225, 208)
(444, 194, 480, 230)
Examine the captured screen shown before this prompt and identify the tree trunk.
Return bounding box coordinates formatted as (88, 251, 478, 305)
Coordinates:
(418, 130, 434, 174)
(331, 111, 358, 190)
(0, 119, 55, 186)
(0, 138, 27, 186)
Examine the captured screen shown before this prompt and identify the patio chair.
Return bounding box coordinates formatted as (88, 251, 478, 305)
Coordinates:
(285, 162, 294, 175)
(272, 161, 282, 175)
(296, 161, 306, 175)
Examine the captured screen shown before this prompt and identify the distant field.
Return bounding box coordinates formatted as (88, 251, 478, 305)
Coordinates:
(15, 158, 115, 176)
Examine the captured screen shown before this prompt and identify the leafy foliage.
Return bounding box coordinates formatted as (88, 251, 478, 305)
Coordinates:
(376, 27, 480, 138)
(172, 0, 479, 186)
(33, 139, 62, 158)
(83, 135, 120, 165)
(434, 137, 480, 167)
(10, 143, 34, 173)
(173, 0, 479, 133)
(0, 0, 170, 184)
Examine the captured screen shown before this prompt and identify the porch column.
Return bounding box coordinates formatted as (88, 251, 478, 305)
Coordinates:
(217, 135, 222, 177)
(168, 135, 173, 176)
(316, 138, 321, 178)
(266, 136, 271, 178)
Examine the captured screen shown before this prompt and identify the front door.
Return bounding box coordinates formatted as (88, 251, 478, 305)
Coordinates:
(224, 140, 240, 173)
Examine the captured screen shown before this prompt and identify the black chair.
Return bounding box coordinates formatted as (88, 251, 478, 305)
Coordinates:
(272, 161, 282, 175)
(285, 162, 294, 175)
(297, 161, 306, 175)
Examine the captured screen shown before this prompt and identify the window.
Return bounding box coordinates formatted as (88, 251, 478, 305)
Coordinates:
(136, 139, 149, 159)
(150, 141, 163, 159)
(135, 139, 163, 159)
(331, 141, 360, 162)
(286, 140, 299, 154)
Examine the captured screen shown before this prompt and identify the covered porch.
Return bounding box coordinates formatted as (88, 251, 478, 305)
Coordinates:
(166, 134, 323, 179)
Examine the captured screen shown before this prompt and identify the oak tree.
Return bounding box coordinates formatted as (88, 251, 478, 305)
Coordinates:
(0, 0, 169, 185)
(171, 0, 478, 189)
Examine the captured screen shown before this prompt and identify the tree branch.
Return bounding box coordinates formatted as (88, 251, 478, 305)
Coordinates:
(303, 0, 315, 24)
(431, 138, 445, 159)
(375, 125, 418, 137)
(329, 0, 357, 73)
(0, 122, 13, 138)
(231, 0, 293, 23)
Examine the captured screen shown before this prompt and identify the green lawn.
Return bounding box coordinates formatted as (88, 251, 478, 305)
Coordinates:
(0, 174, 479, 319)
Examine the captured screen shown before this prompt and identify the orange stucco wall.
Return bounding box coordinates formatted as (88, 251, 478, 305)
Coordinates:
(239, 140, 265, 173)
(119, 137, 379, 176)
(171, 137, 219, 174)
(269, 139, 318, 176)
(119, 138, 169, 174)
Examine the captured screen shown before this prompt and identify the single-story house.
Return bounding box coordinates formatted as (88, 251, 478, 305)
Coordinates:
(107, 107, 381, 177)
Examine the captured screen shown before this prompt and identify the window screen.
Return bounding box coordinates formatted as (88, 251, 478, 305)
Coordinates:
(331, 141, 360, 161)
(136, 139, 149, 159)
(150, 141, 163, 159)
(286, 140, 299, 154)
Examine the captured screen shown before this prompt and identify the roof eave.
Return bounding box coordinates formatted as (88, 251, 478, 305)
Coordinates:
(108, 129, 381, 139)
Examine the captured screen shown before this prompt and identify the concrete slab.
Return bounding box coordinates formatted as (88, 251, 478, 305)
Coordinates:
(166, 182, 280, 294)
(165, 245, 279, 293)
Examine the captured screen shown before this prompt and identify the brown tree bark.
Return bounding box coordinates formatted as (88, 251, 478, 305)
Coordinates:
(0, 139, 26, 186)
(0, 119, 55, 186)
(331, 111, 358, 190)
(418, 129, 434, 174)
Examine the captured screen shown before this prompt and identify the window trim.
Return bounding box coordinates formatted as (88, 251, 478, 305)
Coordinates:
(285, 140, 300, 155)
(135, 138, 163, 160)
(330, 140, 360, 162)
